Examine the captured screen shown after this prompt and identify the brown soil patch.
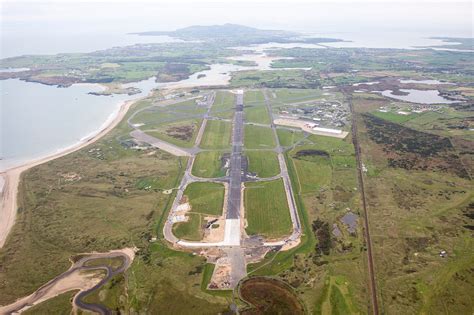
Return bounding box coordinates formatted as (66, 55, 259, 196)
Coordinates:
(166, 124, 195, 141)
(240, 277, 305, 315)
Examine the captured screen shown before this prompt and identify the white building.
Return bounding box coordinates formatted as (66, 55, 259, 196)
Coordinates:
(312, 127, 343, 135)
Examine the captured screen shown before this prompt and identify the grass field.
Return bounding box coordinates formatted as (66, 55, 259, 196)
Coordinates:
(316, 276, 360, 315)
(245, 150, 280, 178)
(244, 106, 271, 124)
(130, 99, 206, 129)
(244, 125, 276, 149)
(130, 107, 177, 127)
(272, 88, 322, 104)
(371, 110, 419, 123)
(210, 91, 235, 119)
(277, 128, 306, 147)
(144, 119, 202, 148)
(168, 99, 206, 113)
(289, 135, 356, 195)
(173, 182, 225, 241)
(291, 153, 332, 194)
(200, 120, 232, 149)
(192, 151, 227, 178)
(184, 182, 225, 216)
(244, 179, 292, 239)
(23, 290, 77, 315)
(230, 69, 317, 89)
(173, 213, 202, 241)
(212, 91, 235, 111)
(244, 90, 265, 105)
(83, 272, 124, 311)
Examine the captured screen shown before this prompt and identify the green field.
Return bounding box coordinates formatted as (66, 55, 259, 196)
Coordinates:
(244, 125, 276, 149)
(371, 110, 418, 123)
(210, 91, 235, 119)
(184, 182, 225, 216)
(289, 136, 355, 194)
(308, 134, 355, 155)
(244, 106, 271, 124)
(192, 151, 227, 178)
(173, 182, 225, 241)
(277, 129, 306, 147)
(24, 290, 77, 315)
(244, 90, 265, 105)
(211, 91, 235, 113)
(230, 69, 318, 89)
(244, 179, 292, 239)
(200, 120, 232, 149)
(316, 276, 360, 315)
(272, 88, 322, 103)
(144, 119, 202, 148)
(130, 108, 178, 127)
(245, 150, 280, 178)
(167, 99, 208, 115)
(173, 213, 203, 241)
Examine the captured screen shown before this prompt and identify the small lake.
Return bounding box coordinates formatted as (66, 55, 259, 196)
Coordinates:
(0, 77, 155, 171)
(380, 89, 459, 104)
(340, 212, 358, 234)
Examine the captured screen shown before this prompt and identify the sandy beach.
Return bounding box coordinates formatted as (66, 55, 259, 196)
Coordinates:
(0, 98, 137, 248)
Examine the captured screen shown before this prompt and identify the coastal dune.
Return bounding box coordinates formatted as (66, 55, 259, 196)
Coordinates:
(0, 99, 137, 248)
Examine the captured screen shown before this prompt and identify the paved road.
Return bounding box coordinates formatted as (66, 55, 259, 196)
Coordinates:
(1, 251, 133, 315)
(227, 92, 244, 220)
(130, 129, 195, 156)
(262, 90, 302, 245)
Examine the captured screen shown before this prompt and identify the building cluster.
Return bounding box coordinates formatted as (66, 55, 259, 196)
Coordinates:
(278, 100, 350, 129)
(378, 103, 445, 115)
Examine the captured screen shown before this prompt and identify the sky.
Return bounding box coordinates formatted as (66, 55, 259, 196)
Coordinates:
(1, 0, 472, 34)
(1, 1, 472, 57)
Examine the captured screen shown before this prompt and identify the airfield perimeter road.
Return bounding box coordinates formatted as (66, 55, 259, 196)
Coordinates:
(262, 90, 302, 246)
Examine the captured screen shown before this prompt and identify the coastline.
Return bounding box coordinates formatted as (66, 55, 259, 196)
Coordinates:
(0, 98, 138, 248)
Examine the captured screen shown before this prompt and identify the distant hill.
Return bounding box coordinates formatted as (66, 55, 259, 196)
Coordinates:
(133, 24, 342, 46)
